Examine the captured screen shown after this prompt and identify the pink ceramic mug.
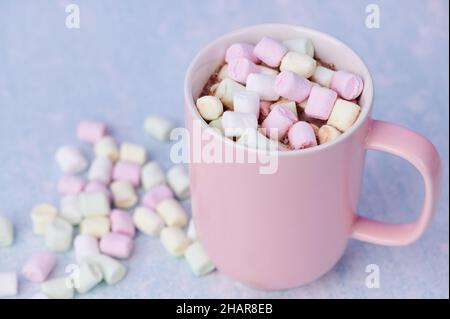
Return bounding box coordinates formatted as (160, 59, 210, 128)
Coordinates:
(184, 24, 442, 290)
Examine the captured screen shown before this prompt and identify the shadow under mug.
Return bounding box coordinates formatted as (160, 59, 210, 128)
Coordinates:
(184, 24, 442, 290)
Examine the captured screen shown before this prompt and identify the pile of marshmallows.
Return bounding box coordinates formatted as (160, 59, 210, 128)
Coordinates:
(0, 118, 215, 299)
(196, 36, 364, 150)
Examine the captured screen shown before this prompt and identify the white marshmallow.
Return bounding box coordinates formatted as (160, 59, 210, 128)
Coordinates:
(237, 128, 279, 152)
(0, 216, 13, 247)
(318, 124, 342, 144)
(184, 242, 216, 276)
(144, 115, 175, 142)
(78, 192, 110, 218)
(217, 64, 229, 80)
(133, 206, 164, 236)
(87, 254, 126, 285)
(110, 180, 137, 209)
(74, 234, 100, 263)
(29, 292, 49, 299)
(311, 65, 335, 88)
(327, 99, 361, 132)
(55, 145, 88, 174)
(141, 161, 166, 191)
(31, 203, 58, 235)
(246, 73, 279, 101)
(166, 165, 190, 199)
(282, 38, 315, 57)
(88, 157, 113, 184)
(208, 117, 224, 134)
(59, 195, 82, 225)
(74, 261, 103, 294)
(213, 78, 246, 109)
(196, 95, 224, 121)
(80, 217, 110, 238)
(156, 199, 188, 228)
(0, 272, 18, 297)
(45, 217, 73, 252)
(270, 100, 298, 119)
(233, 91, 260, 117)
(160, 227, 191, 257)
(280, 52, 317, 78)
(120, 142, 146, 165)
(258, 65, 279, 76)
(222, 111, 258, 138)
(187, 220, 197, 240)
(41, 278, 74, 299)
(94, 136, 119, 162)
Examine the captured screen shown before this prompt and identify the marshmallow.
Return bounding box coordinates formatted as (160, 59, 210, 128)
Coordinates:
(225, 42, 260, 64)
(305, 86, 338, 120)
(74, 234, 100, 263)
(233, 91, 260, 117)
(330, 71, 364, 100)
(55, 145, 88, 174)
(327, 99, 361, 131)
(94, 136, 119, 162)
(133, 206, 165, 236)
(258, 65, 279, 76)
(253, 37, 288, 67)
(259, 100, 272, 121)
(86, 254, 126, 285)
(141, 161, 166, 190)
(184, 242, 216, 276)
(217, 64, 229, 80)
(160, 227, 191, 257)
(246, 73, 279, 101)
(78, 191, 110, 218)
(282, 38, 315, 57)
(270, 100, 298, 119)
(213, 78, 246, 109)
(237, 128, 279, 152)
(0, 215, 13, 247)
(318, 124, 342, 144)
(144, 115, 175, 142)
(274, 71, 312, 103)
(120, 142, 146, 165)
(196, 95, 224, 121)
(209, 117, 224, 134)
(113, 160, 141, 187)
(261, 105, 297, 140)
(280, 52, 317, 78)
(227, 58, 260, 84)
(74, 261, 103, 294)
(110, 180, 138, 209)
(310, 123, 320, 136)
(166, 165, 190, 199)
(31, 203, 58, 235)
(100, 232, 133, 259)
(311, 65, 335, 88)
(156, 198, 188, 228)
(0, 272, 18, 297)
(142, 184, 174, 209)
(45, 217, 73, 252)
(21, 252, 56, 283)
(41, 278, 74, 299)
(30, 292, 49, 299)
(77, 120, 106, 143)
(88, 157, 113, 184)
(187, 220, 197, 240)
(80, 216, 110, 238)
(110, 209, 135, 238)
(222, 111, 258, 138)
(59, 194, 82, 225)
(84, 180, 112, 202)
(57, 175, 86, 195)
(288, 121, 318, 150)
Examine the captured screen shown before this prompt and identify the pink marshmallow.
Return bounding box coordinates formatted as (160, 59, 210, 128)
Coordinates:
(261, 105, 297, 140)
(142, 184, 174, 209)
(77, 120, 106, 143)
(113, 160, 141, 187)
(57, 175, 86, 194)
(110, 209, 135, 238)
(99, 232, 133, 259)
(330, 71, 364, 100)
(288, 121, 318, 150)
(253, 37, 288, 68)
(305, 86, 338, 120)
(21, 252, 56, 282)
(84, 180, 112, 202)
(225, 42, 260, 64)
(259, 101, 272, 123)
(274, 71, 312, 103)
(227, 58, 260, 84)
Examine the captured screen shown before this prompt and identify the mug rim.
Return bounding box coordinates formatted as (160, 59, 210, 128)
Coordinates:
(184, 23, 374, 157)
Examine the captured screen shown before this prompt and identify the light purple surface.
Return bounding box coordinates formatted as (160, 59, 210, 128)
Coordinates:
(0, 0, 448, 298)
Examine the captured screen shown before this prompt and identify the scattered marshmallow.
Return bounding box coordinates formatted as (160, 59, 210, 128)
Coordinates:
(288, 121, 318, 150)
(0, 272, 18, 297)
(160, 227, 191, 257)
(156, 198, 188, 228)
(144, 115, 175, 142)
(87, 254, 126, 285)
(120, 142, 146, 165)
(282, 38, 315, 57)
(84, 180, 112, 202)
(142, 184, 174, 209)
(213, 78, 246, 109)
(78, 191, 110, 218)
(196, 95, 224, 121)
(184, 242, 216, 276)
(31, 203, 58, 235)
(327, 99, 361, 131)
(274, 71, 312, 103)
(100, 232, 133, 259)
(261, 105, 297, 140)
(0, 215, 13, 247)
(305, 86, 338, 120)
(44, 217, 74, 252)
(80, 216, 110, 238)
(187, 220, 197, 240)
(222, 111, 258, 138)
(57, 175, 86, 195)
(77, 120, 107, 143)
(166, 165, 190, 199)
(74, 261, 103, 294)
(141, 161, 166, 191)
(113, 160, 141, 187)
(29, 292, 49, 299)
(311, 65, 335, 88)
(318, 124, 342, 144)
(41, 277, 74, 299)
(225, 42, 260, 64)
(280, 51, 317, 78)
(74, 234, 100, 263)
(233, 90, 260, 117)
(330, 71, 364, 100)
(59, 194, 82, 225)
(110, 180, 138, 209)
(246, 73, 279, 101)
(133, 206, 165, 236)
(55, 145, 88, 174)
(110, 209, 135, 238)
(88, 157, 113, 184)
(94, 136, 119, 162)
(253, 37, 288, 68)
(21, 252, 56, 283)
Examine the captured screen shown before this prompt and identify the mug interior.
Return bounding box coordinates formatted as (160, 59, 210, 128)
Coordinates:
(184, 24, 374, 155)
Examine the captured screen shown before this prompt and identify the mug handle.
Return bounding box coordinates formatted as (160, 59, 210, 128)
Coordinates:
(352, 120, 442, 246)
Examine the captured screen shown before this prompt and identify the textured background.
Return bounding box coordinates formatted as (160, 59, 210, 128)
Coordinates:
(0, 0, 448, 298)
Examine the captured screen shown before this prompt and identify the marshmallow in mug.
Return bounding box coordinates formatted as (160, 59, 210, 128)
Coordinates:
(196, 95, 224, 121)
(213, 78, 246, 109)
(246, 73, 279, 101)
(237, 128, 279, 152)
(270, 100, 298, 120)
(305, 86, 338, 120)
(160, 227, 191, 257)
(133, 206, 165, 236)
(0, 272, 18, 298)
(59, 194, 82, 225)
(45, 217, 74, 252)
(0, 215, 13, 247)
(144, 115, 175, 142)
(21, 252, 56, 283)
(31, 203, 58, 235)
(94, 136, 120, 162)
(233, 90, 260, 117)
(311, 65, 335, 88)
(253, 37, 288, 68)
(225, 42, 260, 64)
(222, 111, 258, 138)
(288, 121, 318, 150)
(77, 120, 107, 144)
(318, 124, 342, 145)
(282, 38, 315, 57)
(141, 161, 166, 191)
(166, 165, 190, 199)
(274, 71, 312, 103)
(55, 145, 88, 174)
(330, 70, 364, 100)
(88, 157, 113, 184)
(280, 51, 317, 78)
(110, 180, 138, 209)
(327, 99, 361, 132)
(261, 105, 297, 140)
(120, 142, 147, 165)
